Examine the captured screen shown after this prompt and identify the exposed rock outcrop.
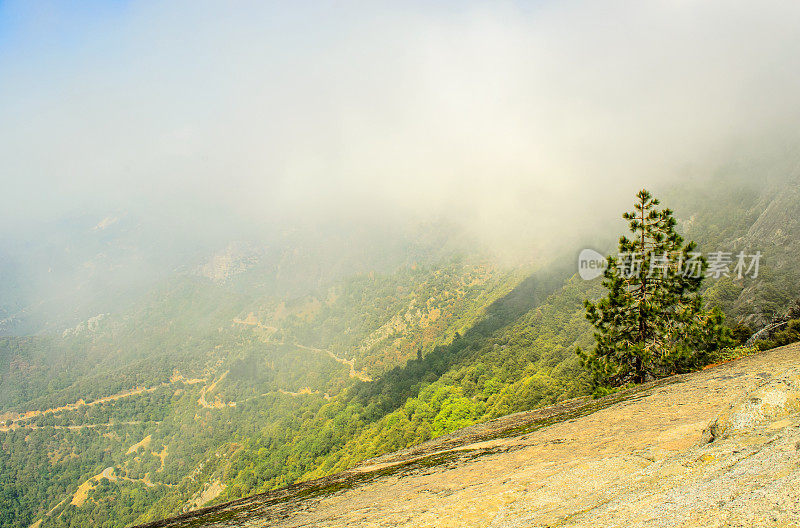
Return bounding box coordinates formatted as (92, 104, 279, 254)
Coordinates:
(134, 343, 800, 528)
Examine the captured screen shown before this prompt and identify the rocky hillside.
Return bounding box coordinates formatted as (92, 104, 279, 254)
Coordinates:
(133, 343, 800, 528)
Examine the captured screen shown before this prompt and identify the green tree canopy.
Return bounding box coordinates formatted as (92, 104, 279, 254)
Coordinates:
(578, 189, 730, 388)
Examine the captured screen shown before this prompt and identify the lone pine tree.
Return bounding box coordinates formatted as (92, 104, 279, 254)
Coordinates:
(577, 189, 730, 389)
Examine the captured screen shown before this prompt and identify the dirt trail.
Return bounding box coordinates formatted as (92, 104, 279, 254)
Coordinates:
(278, 387, 331, 400)
(232, 313, 278, 333)
(195, 367, 337, 411)
(1, 376, 206, 427)
(0, 420, 145, 432)
(233, 312, 277, 330)
(231, 314, 371, 382)
(3, 386, 154, 424)
(293, 343, 372, 382)
(197, 371, 235, 409)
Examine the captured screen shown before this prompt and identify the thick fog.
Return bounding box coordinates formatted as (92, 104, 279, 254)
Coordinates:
(3, 1, 800, 238)
(1, 0, 800, 325)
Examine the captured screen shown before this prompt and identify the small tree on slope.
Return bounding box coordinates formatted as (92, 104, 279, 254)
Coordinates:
(577, 189, 731, 390)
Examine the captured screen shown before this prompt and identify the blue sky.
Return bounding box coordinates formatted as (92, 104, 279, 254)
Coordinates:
(0, 1, 131, 57)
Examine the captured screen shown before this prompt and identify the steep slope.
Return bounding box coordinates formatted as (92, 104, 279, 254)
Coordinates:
(673, 176, 800, 325)
(5, 172, 800, 528)
(132, 343, 800, 528)
(0, 253, 526, 528)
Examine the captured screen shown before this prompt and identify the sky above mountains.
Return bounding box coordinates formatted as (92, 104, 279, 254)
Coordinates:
(2, 1, 799, 248)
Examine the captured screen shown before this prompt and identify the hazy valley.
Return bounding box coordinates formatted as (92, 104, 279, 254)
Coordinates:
(3, 173, 800, 527)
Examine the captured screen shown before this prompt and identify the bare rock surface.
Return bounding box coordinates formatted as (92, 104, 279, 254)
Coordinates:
(134, 343, 800, 528)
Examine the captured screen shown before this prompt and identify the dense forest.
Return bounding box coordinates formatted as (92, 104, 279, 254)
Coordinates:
(2, 174, 800, 528)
